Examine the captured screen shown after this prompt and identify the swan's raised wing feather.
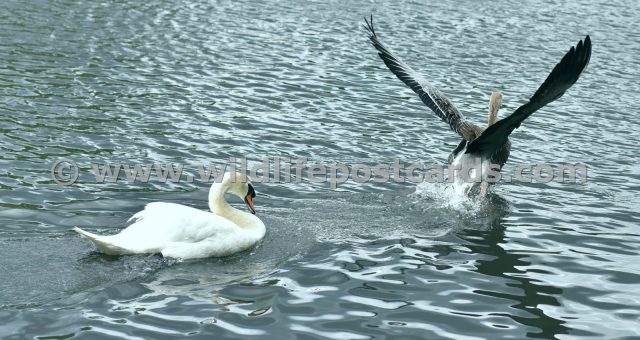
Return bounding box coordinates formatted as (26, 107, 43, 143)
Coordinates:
(466, 36, 592, 156)
(118, 202, 242, 248)
(364, 16, 480, 141)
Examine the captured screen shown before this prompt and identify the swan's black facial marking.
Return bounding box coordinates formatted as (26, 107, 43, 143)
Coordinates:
(244, 183, 256, 214)
(247, 183, 256, 198)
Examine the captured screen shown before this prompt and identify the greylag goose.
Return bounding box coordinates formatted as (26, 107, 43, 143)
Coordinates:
(364, 16, 591, 194)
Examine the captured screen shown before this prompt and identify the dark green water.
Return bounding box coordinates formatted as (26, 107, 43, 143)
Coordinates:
(1, 0, 639, 338)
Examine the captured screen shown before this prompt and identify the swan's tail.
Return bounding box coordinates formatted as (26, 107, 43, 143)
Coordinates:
(73, 227, 131, 255)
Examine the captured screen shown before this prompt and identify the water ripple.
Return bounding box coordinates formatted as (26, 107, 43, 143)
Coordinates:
(1, 0, 639, 338)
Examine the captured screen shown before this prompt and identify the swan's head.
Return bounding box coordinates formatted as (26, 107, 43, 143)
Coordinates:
(240, 182, 257, 215)
(222, 172, 257, 214)
(487, 91, 503, 127)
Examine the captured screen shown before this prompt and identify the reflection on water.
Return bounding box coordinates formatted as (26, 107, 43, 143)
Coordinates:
(1, 0, 640, 338)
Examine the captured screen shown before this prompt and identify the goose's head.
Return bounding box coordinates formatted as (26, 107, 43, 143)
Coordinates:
(487, 91, 503, 127)
(211, 172, 257, 215)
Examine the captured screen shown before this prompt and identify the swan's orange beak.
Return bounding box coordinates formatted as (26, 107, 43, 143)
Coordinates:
(244, 194, 256, 214)
(244, 183, 256, 214)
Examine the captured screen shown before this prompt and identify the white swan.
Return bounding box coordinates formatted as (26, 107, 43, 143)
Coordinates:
(73, 172, 265, 260)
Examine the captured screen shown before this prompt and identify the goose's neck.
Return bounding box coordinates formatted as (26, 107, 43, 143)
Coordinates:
(487, 91, 502, 127)
(487, 109, 498, 126)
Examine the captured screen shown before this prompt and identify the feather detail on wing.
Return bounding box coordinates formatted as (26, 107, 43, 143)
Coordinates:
(364, 15, 480, 141)
(466, 36, 592, 156)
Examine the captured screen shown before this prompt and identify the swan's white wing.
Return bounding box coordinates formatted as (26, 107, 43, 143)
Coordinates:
(113, 202, 245, 254)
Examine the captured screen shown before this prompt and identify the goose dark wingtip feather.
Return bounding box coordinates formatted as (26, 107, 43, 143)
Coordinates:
(465, 34, 592, 157)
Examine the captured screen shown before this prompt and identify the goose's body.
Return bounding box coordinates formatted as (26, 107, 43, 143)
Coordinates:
(446, 92, 511, 193)
(364, 16, 591, 194)
(74, 173, 265, 260)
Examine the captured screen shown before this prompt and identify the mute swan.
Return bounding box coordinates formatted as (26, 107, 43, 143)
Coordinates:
(364, 15, 591, 194)
(73, 173, 265, 260)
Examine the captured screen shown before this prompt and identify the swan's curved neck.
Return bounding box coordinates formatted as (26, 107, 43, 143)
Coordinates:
(207, 180, 264, 234)
(208, 182, 234, 216)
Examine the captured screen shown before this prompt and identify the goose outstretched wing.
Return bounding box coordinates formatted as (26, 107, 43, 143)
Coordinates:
(466, 36, 592, 156)
(364, 15, 481, 141)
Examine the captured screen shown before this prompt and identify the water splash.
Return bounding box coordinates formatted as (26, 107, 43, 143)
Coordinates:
(413, 181, 482, 216)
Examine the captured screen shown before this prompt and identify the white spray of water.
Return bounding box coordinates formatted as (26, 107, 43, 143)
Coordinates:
(414, 181, 481, 215)
(412, 151, 494, 215)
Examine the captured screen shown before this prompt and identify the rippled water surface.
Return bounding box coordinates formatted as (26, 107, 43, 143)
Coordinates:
(1, 0, 639, 338)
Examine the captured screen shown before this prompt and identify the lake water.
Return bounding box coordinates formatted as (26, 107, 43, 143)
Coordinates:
(1, 0, 639, 338)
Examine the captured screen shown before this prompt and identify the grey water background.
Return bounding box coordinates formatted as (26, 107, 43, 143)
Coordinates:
(1, 0, 639, 338)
